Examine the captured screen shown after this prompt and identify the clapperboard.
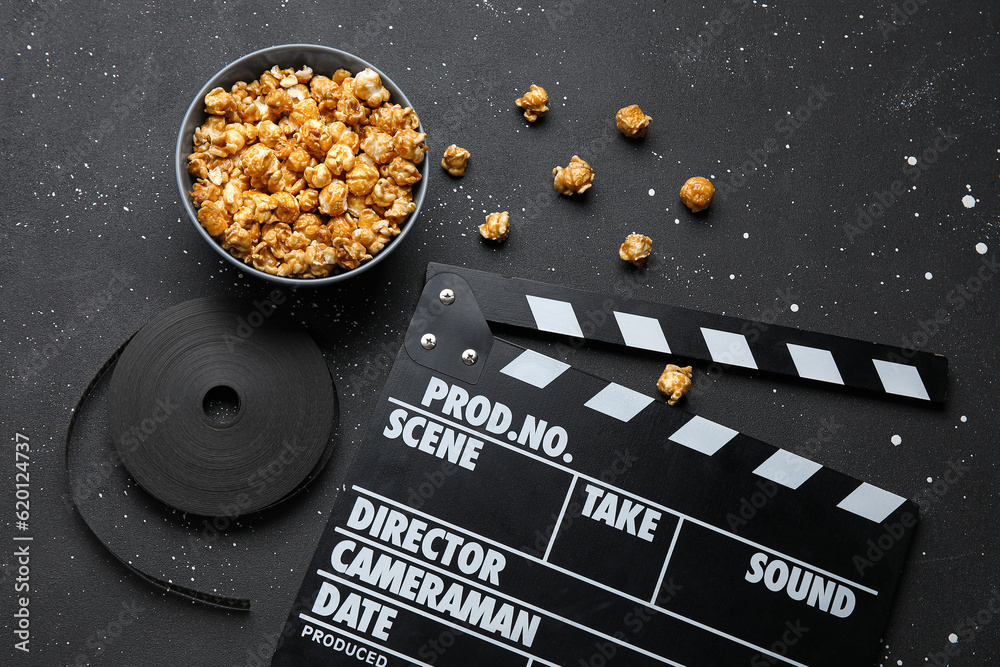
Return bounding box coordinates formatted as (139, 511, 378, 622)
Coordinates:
(272, 264, 946, 667)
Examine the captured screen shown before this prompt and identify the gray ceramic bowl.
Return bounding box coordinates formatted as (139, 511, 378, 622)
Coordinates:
(175, 44, 427, 286)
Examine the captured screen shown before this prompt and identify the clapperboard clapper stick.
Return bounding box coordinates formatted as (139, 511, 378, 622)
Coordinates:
(425, 263, 948, 404)
(273, 271, 919, 667)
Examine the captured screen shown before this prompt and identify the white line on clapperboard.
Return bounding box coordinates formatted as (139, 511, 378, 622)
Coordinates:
(298, 614, 436, 667)
(543, 475, 578, 562)
(356, 485, 808, 667)
(387, 396, 877, 598)
(333, 526, 690, 667)
(651, 518, 685, 605)
(316, 570, 562, 667)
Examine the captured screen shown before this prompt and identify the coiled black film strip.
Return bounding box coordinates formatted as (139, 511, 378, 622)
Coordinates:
(65, 297, 337, 609)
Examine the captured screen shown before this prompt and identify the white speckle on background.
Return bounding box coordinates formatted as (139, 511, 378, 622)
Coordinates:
(949, 633, 959, 644)
(961, 415, 968, 422)
(790, 304, 799, 312)
(927, 477, 933, 483)
(648, 188, 655, 196)
(729, 274, 735, 280)
(962, 194, 976, 208)
(743, 232, 749, 239)
(891, 434, 902, 446)
(925, 272, 933, 280)
(906, 156, 917, 166)
(976, 242, 988, 255)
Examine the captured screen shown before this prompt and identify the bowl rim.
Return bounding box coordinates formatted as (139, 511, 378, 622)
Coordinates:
(175, 43, 428, 287)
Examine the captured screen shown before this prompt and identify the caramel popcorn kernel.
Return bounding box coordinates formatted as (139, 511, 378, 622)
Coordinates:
(204, 87, 232, 115)
(515, 84, 549, 122)
(616, 104, 652, 138)
(441, 144, 471, 177)
(657, 365, 693, 406)
(552, 155, 594, 195)
(680, 176, 715, 212)
(394, 128, 428, 164)
(619, 233, 652, 267)
(479, 211, 510, 242)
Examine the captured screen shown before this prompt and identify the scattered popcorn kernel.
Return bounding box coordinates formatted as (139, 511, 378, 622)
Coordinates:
(479, 211, 510, 242)
(441, 144, 470, 177)
(615, 104, 652, 138)
(657, 365, 693, 406)
(619, 233, 652, 266)
(680, 176, 715, 212)
(552, 155, 594, 195)
(515, 84, 549, 122)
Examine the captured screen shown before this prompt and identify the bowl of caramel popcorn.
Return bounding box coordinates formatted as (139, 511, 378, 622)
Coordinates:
(175, 45, 428, 284)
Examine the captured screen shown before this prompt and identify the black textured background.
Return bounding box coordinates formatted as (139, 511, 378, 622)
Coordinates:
(2, 1, 998, 665)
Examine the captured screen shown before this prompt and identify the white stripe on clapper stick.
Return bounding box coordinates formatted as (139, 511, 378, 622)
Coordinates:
(543, 475, 578, 562)
(525, 295, 585, 338)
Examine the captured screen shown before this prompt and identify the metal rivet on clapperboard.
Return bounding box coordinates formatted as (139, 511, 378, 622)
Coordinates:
(462, 349, 478, 366)
(439, 289, 455, 305)
(420, 333, 437, 350)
